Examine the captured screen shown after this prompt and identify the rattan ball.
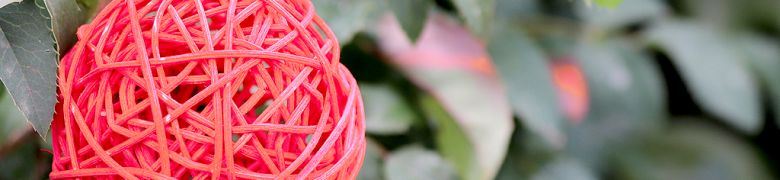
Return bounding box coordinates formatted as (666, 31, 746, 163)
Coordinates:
(50, 0, 365, 179)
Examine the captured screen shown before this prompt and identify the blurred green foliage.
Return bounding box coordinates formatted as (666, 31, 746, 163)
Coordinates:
(331, 0, 780, 179)
(0, 82, 50, 179)
(3, 0, 780, 179)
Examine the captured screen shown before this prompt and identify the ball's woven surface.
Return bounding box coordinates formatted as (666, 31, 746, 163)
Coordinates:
(50, 0, 365, 179)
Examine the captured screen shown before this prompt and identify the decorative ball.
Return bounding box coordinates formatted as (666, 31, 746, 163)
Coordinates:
(50, 0, 365, 179)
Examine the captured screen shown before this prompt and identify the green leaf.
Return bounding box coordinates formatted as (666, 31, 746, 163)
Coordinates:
(737, 33, 780, 130)
(567, 40, 666, 170)
(577, 0, 667, 30)
(390, 0, 429, 42)
(451, 0, 495, 40)
(360, 83, 416, 135)
(612, 119, 773, 180)
(312, 0, 387, 44)
(358, 138, 385, 180)
(376, 12, 513, 180)
(45, 0, 88, 54)
(420, 95, 478, 180)
(531, 158, 597, 180)
(647, 21, 762, 133)
(384, 145, 458, 180)
(592, 0, 624, 9)
(488, 24, 565, 146)
(75, 0, 108, 18)
(0, 0, 59, 138)
(0, 86, 29, 145)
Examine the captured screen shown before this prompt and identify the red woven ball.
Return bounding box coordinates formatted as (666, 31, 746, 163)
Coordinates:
(50, 0, 365, 179)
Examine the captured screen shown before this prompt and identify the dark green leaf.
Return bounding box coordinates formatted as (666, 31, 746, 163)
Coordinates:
(76, 0, 97, 10)
(420, 95, 478, 180)
(0, 136, 49, 179)
(567, 40, 666, 170)
(612, 119, 773, 180)
(531, 158, 597, 180)
(390, 0, 429, 42)
(0, 0, 59, 138)
(451, 0, 494, 39)
(360, 83, 416, 135)
(75, 0, 109, 19)
(496, 129, 558, 180)
(488, 24, 565, 146)
(45, 0, 88, 54)
(647, 21, 762, 133)
(384, 145, 458, 180)
(312, 0, 387, 44)
(358, 139, 385, 180)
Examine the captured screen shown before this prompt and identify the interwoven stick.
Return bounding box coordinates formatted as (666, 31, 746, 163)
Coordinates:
(50, 0, 365, 179)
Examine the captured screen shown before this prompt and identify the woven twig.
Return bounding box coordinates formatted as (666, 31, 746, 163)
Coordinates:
(50, 0, 365, 179)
